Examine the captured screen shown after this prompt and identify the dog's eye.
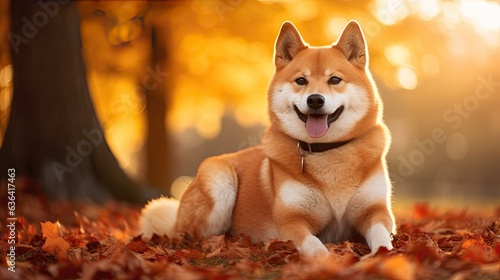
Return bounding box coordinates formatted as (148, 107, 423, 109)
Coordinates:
(328, 76, 342, 85)
(295, 77, 308, 86)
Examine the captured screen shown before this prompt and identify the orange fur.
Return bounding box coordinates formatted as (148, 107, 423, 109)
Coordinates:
(140, 21, 395, 256)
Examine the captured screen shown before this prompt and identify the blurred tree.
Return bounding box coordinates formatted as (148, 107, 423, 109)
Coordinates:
(0, 1, 161, 203)
(78, 1, 172, 194)
(145, 25, 171, 191)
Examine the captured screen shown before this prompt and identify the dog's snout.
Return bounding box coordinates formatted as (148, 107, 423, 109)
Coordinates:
(307, 94, 325, 110)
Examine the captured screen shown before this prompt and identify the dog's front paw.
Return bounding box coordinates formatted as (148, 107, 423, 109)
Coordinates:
(299, 235, 329, 257)
(366, 223, 393, 253)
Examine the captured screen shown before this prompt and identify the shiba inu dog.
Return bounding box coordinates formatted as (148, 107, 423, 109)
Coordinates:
(140, 21, 395, 256)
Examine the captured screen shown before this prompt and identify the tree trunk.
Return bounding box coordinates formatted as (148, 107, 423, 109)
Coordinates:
(145, 26, 171, 194)
(0, 0, 161, 204)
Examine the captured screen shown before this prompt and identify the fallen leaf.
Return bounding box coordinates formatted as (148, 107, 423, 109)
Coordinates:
(5, 196, 499, 279)
(38, 220, 71, 260)
(41, 221, 62, 238)
(413, 203, 432, 220)
(125, 238, 150, 254)
(42, 236, 70, 259)
(379, 255, 417, 280)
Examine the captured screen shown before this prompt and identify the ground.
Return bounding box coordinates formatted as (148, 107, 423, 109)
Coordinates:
(1, 181, 499, 279)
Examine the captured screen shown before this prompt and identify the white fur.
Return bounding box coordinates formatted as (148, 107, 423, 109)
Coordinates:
(279, 180, 310, 206)
(357, 167, 391, 204)
(354, 167, 395, 232)
(278, 180, 332, 230)
(335, 84, 370, 136)
(300, 235, 329, 256)
(365, 223, 393, 251)
(346, 167, 394, 252)
(279, 180, 329, 215)
(140, 197, 179, 241)
(271, 83, 369, 143)
(205, 172, 237, 236)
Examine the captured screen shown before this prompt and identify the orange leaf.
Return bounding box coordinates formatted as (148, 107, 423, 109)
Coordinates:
(42, 236, 70, 259)
(413, 203, 431, 220)
(40, 221, 62, 238)
(379, 255, 416, 280)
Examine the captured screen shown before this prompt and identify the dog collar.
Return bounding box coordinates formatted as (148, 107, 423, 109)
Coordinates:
(297, 139, 354, 173)
(298, 139, 353, 153)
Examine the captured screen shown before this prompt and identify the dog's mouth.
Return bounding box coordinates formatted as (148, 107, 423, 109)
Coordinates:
(293, 105, 344, 138)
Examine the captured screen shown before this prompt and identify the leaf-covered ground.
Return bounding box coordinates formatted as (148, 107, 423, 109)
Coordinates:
(1, 184, 499, 279)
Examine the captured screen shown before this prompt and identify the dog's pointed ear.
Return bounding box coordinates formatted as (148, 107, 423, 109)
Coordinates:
(335, 21, 368, 68)
(274, 21, 307, 69)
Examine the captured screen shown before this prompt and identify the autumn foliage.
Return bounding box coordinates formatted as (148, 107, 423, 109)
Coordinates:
(1, 197, 499, 279)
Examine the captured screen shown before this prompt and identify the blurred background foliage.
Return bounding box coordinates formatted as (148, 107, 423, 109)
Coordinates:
(0, 0, 499, 206)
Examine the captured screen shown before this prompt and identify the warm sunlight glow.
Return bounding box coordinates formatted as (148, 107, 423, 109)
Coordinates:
(195, 99, 223, 139)
(420, 54, 440, 76)
(289, 0, 318, 21)
(0, 0, 499, 214)
(234, 102, 270, 128)
(0, 64, 12, 86)
(396, 67, 418, 90)
(88, 74, 147, 178)
(169, 84, 224, 139)
(0, 64, 13, 111)
(458, 0, 500, 34)
(417, 0, 442, 20)
(385, 44, 412, 66)
(371, 0, 409, 25)
(441, 1, 462, 31)
(326, 17, 348, 39)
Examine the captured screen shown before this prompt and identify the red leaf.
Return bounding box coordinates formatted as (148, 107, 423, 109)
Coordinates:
(459, 236, 493, 263)
(407, 236, 441, 263)
(268, 240, 297, 254)
(125, 239, 149, 254)
(494, 243, 500, 258)
(413, 203, 431, 219)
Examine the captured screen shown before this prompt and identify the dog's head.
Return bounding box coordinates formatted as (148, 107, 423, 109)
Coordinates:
(268, 21, 382, 143)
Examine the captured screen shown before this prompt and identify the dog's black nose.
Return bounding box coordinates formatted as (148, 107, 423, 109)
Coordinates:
(307, 94, 325, 110)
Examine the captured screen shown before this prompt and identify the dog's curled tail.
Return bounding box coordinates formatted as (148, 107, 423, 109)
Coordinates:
(139, 197, 179, 241)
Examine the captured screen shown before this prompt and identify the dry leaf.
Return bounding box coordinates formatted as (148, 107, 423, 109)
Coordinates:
(7, 200, 499, 279)
(40, 221, 70, 259)
(41, 221, 62, 238)
(379, 255, 416, 280)
(42, 236, 71, 259)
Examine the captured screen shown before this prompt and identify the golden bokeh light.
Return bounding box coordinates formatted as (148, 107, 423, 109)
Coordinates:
(396, 66, 418, 90)
(385, 44, 412, 67)
(288, 0, 318, 21)
(371, 0, 410, 26)
(1, 0, 498, 149)
(459, 0, 500, 34)
(417, 0, 442, 20)
(326, 17, 349, 40)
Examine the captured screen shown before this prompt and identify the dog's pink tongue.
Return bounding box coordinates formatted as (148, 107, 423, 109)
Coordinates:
(306, 115, 328, 138)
